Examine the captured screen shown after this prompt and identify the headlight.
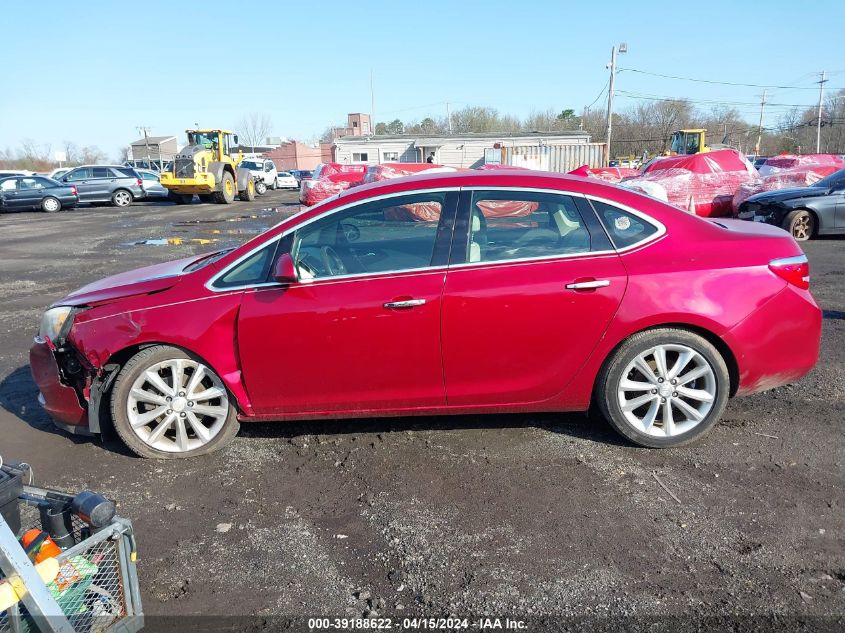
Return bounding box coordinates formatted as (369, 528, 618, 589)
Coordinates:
(39, 306, 77, 343)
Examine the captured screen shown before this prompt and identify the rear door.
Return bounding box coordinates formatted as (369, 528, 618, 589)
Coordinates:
(16, 177, 46, 209)
(440, 189, 628, 407)
(91, 167, 114, 200)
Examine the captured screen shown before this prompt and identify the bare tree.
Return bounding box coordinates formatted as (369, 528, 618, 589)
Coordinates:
(62, 140, 80, 164)
(237, 112, 273, 148)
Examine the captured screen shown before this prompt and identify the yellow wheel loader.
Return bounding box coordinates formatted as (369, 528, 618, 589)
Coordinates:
(160, 129, 256, 204)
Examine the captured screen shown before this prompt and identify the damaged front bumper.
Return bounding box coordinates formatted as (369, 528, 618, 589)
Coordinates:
(30, 336, 88, 428)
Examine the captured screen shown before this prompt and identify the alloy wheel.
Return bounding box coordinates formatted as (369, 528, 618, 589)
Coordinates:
(791, 215, 811, 240)
(616, 344, 717, 438)
(114, 191, 131, 206)
(43, 197, 59, 212)
(126, 358, 229, 453)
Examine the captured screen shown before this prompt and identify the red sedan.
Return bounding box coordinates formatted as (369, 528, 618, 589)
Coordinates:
(30, 170, 821, 458)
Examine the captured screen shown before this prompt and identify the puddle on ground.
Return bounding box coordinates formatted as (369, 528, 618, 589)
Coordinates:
(123, 238, 219, 246)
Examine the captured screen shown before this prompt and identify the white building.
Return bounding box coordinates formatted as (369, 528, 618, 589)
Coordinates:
(332, 131, 606, 170)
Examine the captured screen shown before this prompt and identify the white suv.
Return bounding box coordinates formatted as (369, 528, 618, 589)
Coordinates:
(239, 159, 278, 193)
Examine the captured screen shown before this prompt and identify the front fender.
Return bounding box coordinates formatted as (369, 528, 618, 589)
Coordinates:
(67, 292, 254, 416)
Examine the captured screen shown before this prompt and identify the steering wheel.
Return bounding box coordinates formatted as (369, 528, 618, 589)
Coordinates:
(340, 222, 360, 242)
(320, 246, 347, 276)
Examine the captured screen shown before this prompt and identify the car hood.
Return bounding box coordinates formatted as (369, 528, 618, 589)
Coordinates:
(57, 254, 205, 307)
(747, 186, 829, 204)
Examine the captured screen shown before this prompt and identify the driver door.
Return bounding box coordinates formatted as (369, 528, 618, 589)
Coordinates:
(235, 190, 458, 415)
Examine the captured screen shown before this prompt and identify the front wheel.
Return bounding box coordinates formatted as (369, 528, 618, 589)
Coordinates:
(255, 180, 267, 195)
(595, 328, 730, 448)
(110, 345, 240, 459)
(783, 209, 815, 241)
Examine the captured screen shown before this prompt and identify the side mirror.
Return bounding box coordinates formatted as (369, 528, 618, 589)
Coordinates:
(233, 135, 239, 145)
(272, 253, 298, 283)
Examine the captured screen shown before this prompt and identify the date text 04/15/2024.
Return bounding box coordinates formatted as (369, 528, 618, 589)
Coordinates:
(308, 617, 528, 630)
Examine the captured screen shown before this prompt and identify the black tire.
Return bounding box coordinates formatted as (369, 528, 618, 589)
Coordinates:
(270, 178, 278, 190)
(198, 194, 214, 203)
(238, 178, 256, 202)
(213, 172, 236, 204)
(110, 345, 240, 459)
(595, 328, 730, 448)
(41, 196, 61, 213)
(782, 209, 815, 241)
(111, 189, 133, 207)
(168, 192, 192, 205)
(255, 180, 267, 195)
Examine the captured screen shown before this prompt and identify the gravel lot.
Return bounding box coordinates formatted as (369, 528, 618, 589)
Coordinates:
(0, 191, 842, 632)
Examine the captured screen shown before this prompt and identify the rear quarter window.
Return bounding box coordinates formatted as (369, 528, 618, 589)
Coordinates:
(591, 200, 659, 249)
(115, 167, 138, 178)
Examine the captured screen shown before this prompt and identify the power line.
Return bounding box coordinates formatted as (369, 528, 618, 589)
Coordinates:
(616, 90, 819, 109)
(617, 67, 839, 90)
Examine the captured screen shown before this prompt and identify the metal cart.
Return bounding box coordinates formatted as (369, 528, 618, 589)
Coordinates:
(0, 466, 143, 633)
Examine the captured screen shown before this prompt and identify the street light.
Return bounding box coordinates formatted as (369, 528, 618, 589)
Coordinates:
(606, 43, 627, 166)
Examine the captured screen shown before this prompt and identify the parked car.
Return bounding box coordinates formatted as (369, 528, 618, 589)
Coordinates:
(239, 159, 278, 194)
(137, 169, 169, 200)
(0, 170, 33, 179)
(300, 163, 368, 206)
(736, 167, 845, 240)
(30, 170, 821, 458)
(56, 165, 145, 207)
(275, 171, 298, 189)
(290, 169, 313, 184)
(0, 175, 78, 212)
(48, 168, 70, 180)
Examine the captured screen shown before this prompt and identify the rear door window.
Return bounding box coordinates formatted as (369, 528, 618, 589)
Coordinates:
(463, 190, 593, 264)
(92, 167, 111, 178)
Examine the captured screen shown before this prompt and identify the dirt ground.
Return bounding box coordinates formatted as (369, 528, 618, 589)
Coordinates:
(0, 191, 842, 632)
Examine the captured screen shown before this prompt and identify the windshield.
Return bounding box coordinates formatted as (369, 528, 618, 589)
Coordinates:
(241, 161, 262, 170)
(183, 248, 236, 272)
(187, 131, 220, 149)
(812, 168, 845, 188)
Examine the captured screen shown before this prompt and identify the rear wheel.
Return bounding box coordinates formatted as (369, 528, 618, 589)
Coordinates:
(255, 180, 267, 195)
(110, 345, 240, 459)
(783, 209, 815, 241)
(213, 172, 236, 204)
(270, 178, 278, 190)
(111, 189, 133, 207)
(238, 178, 256, 201)
(596, 328, 730, 448)
(41, 196, 61, 213)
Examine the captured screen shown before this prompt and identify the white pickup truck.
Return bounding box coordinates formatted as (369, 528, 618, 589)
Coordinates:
(239, 159, 278, 194)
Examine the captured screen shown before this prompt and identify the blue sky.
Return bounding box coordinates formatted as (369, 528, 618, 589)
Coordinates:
(2, 0, 844, 159)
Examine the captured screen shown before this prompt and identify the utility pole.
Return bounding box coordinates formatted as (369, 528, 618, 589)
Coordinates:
(369, 69, 375, 136)
(755, 90, 766, 156)
(605, 42, 626, 166)
(816, 70, 827, 153)
(446, 102, 452, 135)
(136, 126, 152, 168)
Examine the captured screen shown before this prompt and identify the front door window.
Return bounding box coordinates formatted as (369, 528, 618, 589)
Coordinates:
(293, 192, 453, 280)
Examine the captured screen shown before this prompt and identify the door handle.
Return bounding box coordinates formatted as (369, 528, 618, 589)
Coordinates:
(383, 299, 426, 309)
(566, 279, 610, 290)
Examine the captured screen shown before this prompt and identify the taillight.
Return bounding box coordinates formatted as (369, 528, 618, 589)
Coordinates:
(70, 185, 78, 196)
(769, 255, 810, 290)
(136, 178, 143, 186)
